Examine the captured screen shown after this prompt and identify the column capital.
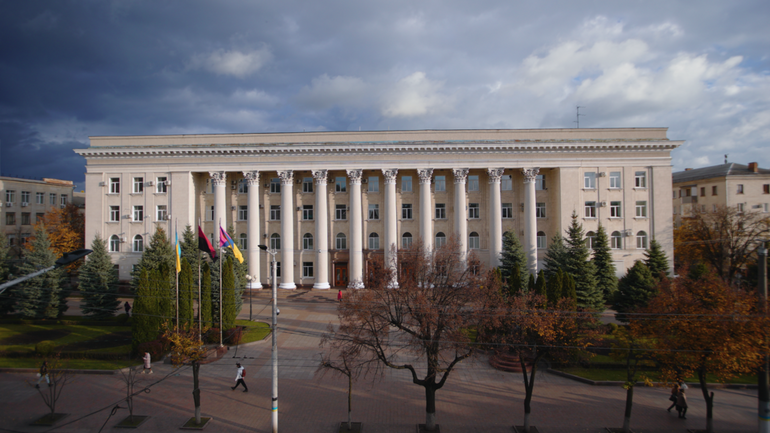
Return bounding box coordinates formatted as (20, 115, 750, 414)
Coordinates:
(487, 168, 505, 183)
(278, 170, 294, 185)
(242, 171, 260, 185)
(382, 169, 398, 184)
(346, 169, 363, 185)
(209, 171, 226, 186)
(452, 168, 469, 184)
(418, 168, 434, 184)
(312, 169, 328, 184)
(522, 168, 540, 183)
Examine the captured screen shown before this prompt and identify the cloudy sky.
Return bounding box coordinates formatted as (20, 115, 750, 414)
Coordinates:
(1, 1, 769, 190)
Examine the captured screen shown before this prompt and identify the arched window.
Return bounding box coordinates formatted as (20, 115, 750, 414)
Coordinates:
(270, 233, 281, 250)
(611, 231, 622, 249)
(636, 231, 648, 249)
(109, 235, 120, 252)
(586, 231, 596, 249)
(435, 232, 446, 248)
(133, 235, 143, 252)
(401, 232, 413, 249)
(368, 232, 380, 250)
(537, 231, 546, 249)
(469, 231, 480, 249)
(336, 233, 347, 250)
(303, 233, 314, 250)
(239, 233, 247, 250)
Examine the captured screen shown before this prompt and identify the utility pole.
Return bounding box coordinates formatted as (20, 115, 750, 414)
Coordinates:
(574, 106, 586, 129)
(759, 244, 769, 432)
(259, 244, 279, 433)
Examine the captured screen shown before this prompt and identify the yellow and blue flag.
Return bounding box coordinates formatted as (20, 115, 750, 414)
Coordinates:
(219, 226, 244, 264)
(175, 231, 182, 273)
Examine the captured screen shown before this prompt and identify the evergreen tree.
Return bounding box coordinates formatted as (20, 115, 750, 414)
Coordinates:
(179, 258, 194, 326)
(156, 263, 174, 324)
(500, 231, 528, 289)
(546, 269, 563, 306)
(180, 225, 200, 268)
(227, 225, 246, 314)
(222, 256, 237, 330)
(0, 232, 16, 315)
(542, 233, 569, 281)
(613, 261, 657, 323)
(527, 273, 536, 292)
(201, 262, 212, 328)
(534, 270, 547, 298)
(564, 212, 602, 310)
(563, 273, 577, 305)
(16, 225, 65, 319)
(507, 264, 523, 297)
(132, 227, 175, 291)
(132, 269, 158, 350)
(644, 239, 670, 280)
(592, 224, 618, 304)
(79, 236, 120, 319)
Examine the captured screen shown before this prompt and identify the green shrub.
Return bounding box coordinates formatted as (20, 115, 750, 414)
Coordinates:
(35, 340, 56, 356)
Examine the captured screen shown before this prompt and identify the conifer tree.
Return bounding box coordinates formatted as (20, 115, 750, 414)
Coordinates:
(132, 269, 158, 350)
(500, 231, 528, 288)
(542, 233, 569, 281)
(592, 224, 618, 304)
(563, 273, 577, 305)
(0, 232, 16, 315)
(527, 273, 536, 292)
(564, 212, 602, 310)
(507, 264, 523, 298)
(546, 269, 563, 306)
(79, 236, 120, 319)
(222, 256, 236, 330)
(534, 270, 547, 298)
(156, 263, 174, 323)
(132, 227, 175, 291)
(180, 225, 200, 268)
(613, 261, 657, 323)
(179, 258, 194, 326)
(16, 225, 65, 319)
(644, 239, 670, 280)
(201, 262, 212, 328)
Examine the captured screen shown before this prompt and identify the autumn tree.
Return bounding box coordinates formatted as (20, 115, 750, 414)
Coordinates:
(609, 326, 653, 433)
(327, 241, 499, 431)
(592, 224, 618, 303)
(163, 325, 209, 426)
(31, 204, 85, 273)
(79, 236, 120, 319)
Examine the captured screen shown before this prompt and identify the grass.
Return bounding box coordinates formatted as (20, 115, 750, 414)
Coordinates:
(559, 367, 758, 385)
(0, 357, 140, 369)
(234, 320, 271, 344)
(0, 323, 130, 352)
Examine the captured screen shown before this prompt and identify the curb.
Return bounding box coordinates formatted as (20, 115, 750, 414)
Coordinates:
(546, 368, 758, 389)
(0, 368, 117, 375)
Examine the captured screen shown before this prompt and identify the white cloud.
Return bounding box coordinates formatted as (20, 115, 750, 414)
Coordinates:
(381, 72, 451, 118)
(295, 75, 369, 110)
(191, 47, 272, 78)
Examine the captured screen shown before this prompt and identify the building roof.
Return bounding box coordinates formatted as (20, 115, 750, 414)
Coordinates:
(673, 163, 770, 184)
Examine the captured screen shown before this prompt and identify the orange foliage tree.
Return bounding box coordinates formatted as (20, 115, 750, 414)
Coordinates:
(27, 204, 85, 271)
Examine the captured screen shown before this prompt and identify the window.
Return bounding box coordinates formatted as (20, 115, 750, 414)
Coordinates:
(764, 185, 770, 194)
(435, 176, 446, 192)
(157, 177, 168, 193)
(133, 177, 144, 193)
(635, 201, 647, 218)
(636, 231, 648, 249)
(270, 233, 281, 250)
(536, 203, 546, 218)
(36, 213, 44, 223)
(206, 206, 214, 221)
(634, 171, 647, 188)
(584, 201, 597, 218)
(36, 192, 44, 204)
(110, 206, 120, 222)
(502, 203, 513, 219)
(50, 193, 56, 205)
(270, 261, 282, 278)
(238, 206, 248, 221)
(157, 205, 168, 221)
(133, 206, 143, 221)
(368, 204, 379, 220)
(537, 231, 546, 249)
(402, 232, 413, 248)
(60, 195, 67, 207)
(700, 187, 706, 197)
(737, 184, 744, 194)
(133, 235, 144, 252)
(468, 175, 479, 192)
(21, 212, 30, 225)
(435, 203, 446, 219)
(737, 203, 745, 213)
(239, 233, 247, 250)
(609, 172, 621, 189)
(368, 233, 380, 250)
(535, 175, 545, 191)
(610, 201, 621, 218)
(586, 231, 596, 249)
(336, 204, 347, 220)
(336, 233, 347, 250)
(270, 205, 281, 221)
(584, 172, 596, 189)
(109, 235, 120, 252)
(21, 191, 30, 204)
(368, 176, 379, 192)
(435, 232, 447, 248)
(401, 176, 412, 192)
(270, 178, 281, 193)
(764, 203, 769, 213)
(302, 205, 313, 220)
(469, 232, 480, 249)
(205, 179, 214, 194)
(302, 177, 313, 193)
(303, 262, 314, 278)
(303, 233, 313, 250)
(468, 203, 480, 219)
(712, 186, 718, 195)
(335, 177, 347, 193)
(402, 203, 413, 220)
(110, 178, 120, 194)
(238, 179, 248, 194)
(611, 231, 622, 249)
(713, 204, 717, 213)
(5, 190, 14, 203)
(502, 175, 512, 191)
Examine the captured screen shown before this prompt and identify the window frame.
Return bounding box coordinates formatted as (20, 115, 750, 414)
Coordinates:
(133, 177, 144, 194)
(35, 192, 44, 204)
(634, 171, 647, 188)
(109, 235, 120, 252)
(109, 178, 120, 194)
(303, 233, 314, 250)
(536, 231, 546, 249)
(435, 203, 446, 219)
(368, 233, 380, 250)
(468, 203, 480, 219)
(156, 176, 168, 193)
(156, 205, 168, 221)
(535, 175, 545, 191)
(270, 205, 281, 221)
(401, 176, 412, 192)
(335, 204, 347, 220)
(611, 231, 622, 249)
(636, 231, 648, 249)
(435, 232, 447, 248)
(133, 235, 144, 252)
(584, 201, 597, 218)
(584, 172, 596, 189)
(109, 206, 120, 222)
(502, 203, 513, 219)
(336, 233, 347, 250)
(270, 178, 281, 194)
(609, 172, 621, 189)
(468, 232, 480, 249)
(335, 177, 347, 193)
(401, 203, 413, 220)
(468, 175, 479, 192)
(132, 205, 143, 222)
(610, 201, 621, 218)
(536, 202, 546, 218)
(302, 205, 313, 221)
(501, 175, 513, 191)
(238, 205, 248, 221)
(368, 176, 379, 193)
(303, 261, 314, 278)
(635, 201, 648, 218)
(270, 233, 281, 250)
(434, 176, 446, 192)
(368, 204, 379, 220)
(302, 178, 313, 193)
(402, 232, 413, 249)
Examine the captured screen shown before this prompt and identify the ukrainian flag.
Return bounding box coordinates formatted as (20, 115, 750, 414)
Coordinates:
(175, 231, 182, 273)
(219, 226, 244, 264)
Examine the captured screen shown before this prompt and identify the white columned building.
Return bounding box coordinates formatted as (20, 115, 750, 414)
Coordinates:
(487, 168, 504, 268)
(418, 168, 433, 251)
(244, 171, 262, 289)
(452, 168, 469, 253)
(382, 169, 399, 284)
(211, 171, 227, 246)
(312, 170, 330, 289)
(522, 168, 540, 275)
(278, 170, 296, 289)
(347, 169, 364, 288)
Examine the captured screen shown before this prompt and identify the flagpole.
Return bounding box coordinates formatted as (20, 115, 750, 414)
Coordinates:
(198, 218, 202, 342)
(219, 219, 223, 348)
(175, 219, 179, 333)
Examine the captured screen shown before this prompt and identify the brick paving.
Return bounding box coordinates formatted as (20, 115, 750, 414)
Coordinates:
(0, 289, 758, 432)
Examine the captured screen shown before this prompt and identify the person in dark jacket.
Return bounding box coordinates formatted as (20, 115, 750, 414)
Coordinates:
(676, 388, 688, 419)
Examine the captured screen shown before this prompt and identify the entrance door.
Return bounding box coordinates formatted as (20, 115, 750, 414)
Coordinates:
(334, 263, 348, 287)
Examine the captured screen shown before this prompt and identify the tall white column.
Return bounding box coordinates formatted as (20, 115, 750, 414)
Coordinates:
(210, 171, 227, 246)
(244, 171, 262, 289)
(522, 168, 540, 276)
(347, 169, 364, 288)
(418, 169, 433, 251)
(382, 169, 399, 286)
(452, 168, 469, 253)
(488, 168, 504, 268)
(278, 170, 296, 289)
(312, 170, 330, 289)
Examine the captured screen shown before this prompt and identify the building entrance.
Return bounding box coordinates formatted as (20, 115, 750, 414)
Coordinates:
(334, 263, 348, 287)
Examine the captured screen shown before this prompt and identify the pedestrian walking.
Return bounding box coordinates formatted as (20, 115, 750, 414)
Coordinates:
(35, 361, 50, 388)
(142, 352, 153, 374)
(667, 382, 680, 412)
(124, 301, 131, 317)
(231, 362, 248, 392)
(676, 388, 688, 419)
(337, 289, 342, 302)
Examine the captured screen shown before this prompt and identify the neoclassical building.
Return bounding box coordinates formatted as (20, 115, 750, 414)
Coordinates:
(75, 128, 680, 289)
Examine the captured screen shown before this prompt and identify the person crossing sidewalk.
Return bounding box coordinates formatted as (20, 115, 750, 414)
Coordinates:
(231, 362, 248, 393)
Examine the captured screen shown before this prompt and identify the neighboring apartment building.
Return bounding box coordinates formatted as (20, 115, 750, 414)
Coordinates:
(672, 162, 770, 225)
(0, 176, 75, 251)
(74, 128, 680, 287)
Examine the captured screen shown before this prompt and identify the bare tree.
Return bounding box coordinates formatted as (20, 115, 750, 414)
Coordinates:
(317, 339, 372, 432)
(32, 354, 73, 424)
(327, 240, 500, 431)
(117, 366, 145, 424)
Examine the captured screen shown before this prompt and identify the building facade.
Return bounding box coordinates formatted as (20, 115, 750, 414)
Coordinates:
(75, 128, 680, 288)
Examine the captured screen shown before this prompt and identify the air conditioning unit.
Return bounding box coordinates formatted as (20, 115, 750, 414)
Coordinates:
(5, 202, 12, 207)
(60, 204, 66, 209)
(21, 202, 29, 207)
(599, 201, 607, 207)
(623, 229, 632, 237)
(146, 181, 154, 187)
(120, 236, 127, 243)
(164, 180, 171, 186)
(99, 181, 106, 187)
(753, 204, 763, 209)
(598, 172, 606, 177)
(122, 215, 131, 219)
(165, 215, 172, 220)
(231, 206, 236, 210)
(362, 178, 368, 183)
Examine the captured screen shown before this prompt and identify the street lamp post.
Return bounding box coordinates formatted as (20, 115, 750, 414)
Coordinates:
(245, 275, 258, 321)
(0, 249, 92, 294)
(259, 244, 278, 433)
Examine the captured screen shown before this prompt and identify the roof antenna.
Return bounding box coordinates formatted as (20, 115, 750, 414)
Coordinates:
(574, 106, 586, 129)
(725, 154, 728, 164)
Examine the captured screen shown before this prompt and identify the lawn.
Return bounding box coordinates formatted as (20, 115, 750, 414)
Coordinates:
(234, 320, 271, 344)
(0, 323, 131, 354)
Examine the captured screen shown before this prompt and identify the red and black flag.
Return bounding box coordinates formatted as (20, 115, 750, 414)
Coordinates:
(198, 225, 217, 260)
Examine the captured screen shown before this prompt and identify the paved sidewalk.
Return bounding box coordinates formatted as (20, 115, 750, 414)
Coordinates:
(0, 289, 758, 432)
